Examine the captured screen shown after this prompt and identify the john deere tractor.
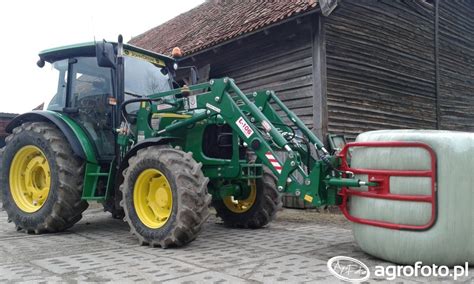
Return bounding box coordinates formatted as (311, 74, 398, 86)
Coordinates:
(0, 36, 372, 247)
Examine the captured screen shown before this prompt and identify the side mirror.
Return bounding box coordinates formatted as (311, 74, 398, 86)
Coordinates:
(37, 58, 45, 68)
(175, 65, 199, 85)
(96, 41, 116, 68)
(189, 67, 198, 85)
(327, 134, 347, 154)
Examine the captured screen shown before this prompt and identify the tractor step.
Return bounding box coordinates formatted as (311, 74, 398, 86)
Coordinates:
(87, 173, 109, 177)
(82, 162, 115, 201)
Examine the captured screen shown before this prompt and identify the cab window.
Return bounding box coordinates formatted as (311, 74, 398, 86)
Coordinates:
(68, 57, 115, 158)
(124, 56, 173, 113)
(46, 59, 68, 111)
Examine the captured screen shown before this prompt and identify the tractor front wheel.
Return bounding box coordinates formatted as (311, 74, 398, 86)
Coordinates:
(213, 167, 281, 228)
(120, 146, 211, 247)
(0, 122, 88, 233)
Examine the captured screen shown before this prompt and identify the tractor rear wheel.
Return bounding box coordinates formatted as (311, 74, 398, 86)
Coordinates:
(120, 146, 211, 247)
(0, 122, 88, 233)
(213, 166, 281, 228)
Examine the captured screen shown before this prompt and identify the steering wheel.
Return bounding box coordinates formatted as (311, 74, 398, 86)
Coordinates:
(76, 93, 111, 126)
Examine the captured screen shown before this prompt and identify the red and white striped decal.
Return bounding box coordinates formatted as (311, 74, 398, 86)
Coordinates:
(265, 152, 282, 173)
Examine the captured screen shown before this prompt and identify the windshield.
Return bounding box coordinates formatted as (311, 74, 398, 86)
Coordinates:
(124, 56, 172, 97)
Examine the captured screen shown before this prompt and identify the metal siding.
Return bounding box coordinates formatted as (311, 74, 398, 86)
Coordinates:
(325, 1, 436, 140)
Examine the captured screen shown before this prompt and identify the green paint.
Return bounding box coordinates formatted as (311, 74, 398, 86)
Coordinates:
(82, 163, 102, 200)
(44, 111, 98, 164)
(37, 111, 111, 200)
(81, 161, 115, 201)
(128, 77, 374, 206)
(33, 42, 376, 208)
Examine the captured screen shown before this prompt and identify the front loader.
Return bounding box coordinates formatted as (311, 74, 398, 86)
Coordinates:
(0, 36, 374, 247)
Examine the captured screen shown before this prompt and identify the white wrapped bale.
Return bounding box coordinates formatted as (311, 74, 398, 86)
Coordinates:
(348, 130, 474, 266)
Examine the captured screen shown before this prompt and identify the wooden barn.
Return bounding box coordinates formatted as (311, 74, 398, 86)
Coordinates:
(130, 0, 474, 142)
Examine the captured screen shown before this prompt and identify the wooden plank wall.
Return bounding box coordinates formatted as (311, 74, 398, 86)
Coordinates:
(325, 0, 437, 140)
(438, 0, 474, 131)
(181, 17, 315, 127)
(179, 0, 473, 140)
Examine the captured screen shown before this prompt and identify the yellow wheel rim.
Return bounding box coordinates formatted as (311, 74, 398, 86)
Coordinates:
(133, 169, 173, 229)
(223, 180, 257, 213)
(9, 145, 51, 213)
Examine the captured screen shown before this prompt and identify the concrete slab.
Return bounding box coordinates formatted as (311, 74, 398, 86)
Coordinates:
(0, 207, 472, 283)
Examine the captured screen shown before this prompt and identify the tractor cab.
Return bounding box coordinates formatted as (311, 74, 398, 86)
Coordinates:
(37, 41, 177, 160)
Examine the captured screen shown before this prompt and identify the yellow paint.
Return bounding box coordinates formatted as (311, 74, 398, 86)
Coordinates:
(124, 49, 166, 66)
(223, 180, 257, 213)
(9, 145, 51, 213)
(152, 113, 192, 119)
(133, 168, 173, 229)
(304, 194, 313, 203)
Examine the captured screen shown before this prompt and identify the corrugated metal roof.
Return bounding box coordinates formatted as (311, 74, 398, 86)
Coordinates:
(129, 0, 318, 56)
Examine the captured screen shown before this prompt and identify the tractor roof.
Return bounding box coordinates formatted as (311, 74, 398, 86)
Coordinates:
(39, 42, 175, 64)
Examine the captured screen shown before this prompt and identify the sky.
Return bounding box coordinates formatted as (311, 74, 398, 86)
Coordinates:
(0, 0, 204, 114)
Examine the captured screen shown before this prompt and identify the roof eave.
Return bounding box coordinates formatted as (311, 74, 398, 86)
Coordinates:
(182, 7, 321, 59)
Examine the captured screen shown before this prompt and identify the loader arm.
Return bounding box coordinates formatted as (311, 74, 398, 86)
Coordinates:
(140, 78, 375, 206)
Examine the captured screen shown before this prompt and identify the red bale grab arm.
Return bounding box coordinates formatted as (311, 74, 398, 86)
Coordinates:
(337, 141, 437, 231)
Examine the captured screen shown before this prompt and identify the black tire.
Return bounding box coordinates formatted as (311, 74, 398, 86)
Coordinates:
(120, 146, 211, 248)
(213, 166, 281, 228)
(102, 196, 125, 219)
(0, 122, 88, 233)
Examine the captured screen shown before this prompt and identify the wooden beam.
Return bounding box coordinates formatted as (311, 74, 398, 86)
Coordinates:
(434, 0, 440, 129)
(311, 14, 328, 142)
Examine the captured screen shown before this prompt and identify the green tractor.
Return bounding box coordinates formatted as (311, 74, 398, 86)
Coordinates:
(0, 36, 372, 247)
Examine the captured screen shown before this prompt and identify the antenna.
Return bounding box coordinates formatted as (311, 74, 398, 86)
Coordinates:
(90, 16, 96, 43)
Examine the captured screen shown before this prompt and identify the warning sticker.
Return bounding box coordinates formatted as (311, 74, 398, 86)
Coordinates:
(236, 117, 254, 138)
(261, 120, 272, 132)
(157, 104, 172, 110)
(265, 151, 282, 173)
(188, 96, 197, 109)
(206, 103, 221, 113)
(124, 49, 165, 66)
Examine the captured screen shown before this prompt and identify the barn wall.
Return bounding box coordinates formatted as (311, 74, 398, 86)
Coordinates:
(438, 0, 474, 131)
(179, 0, 473, 141)
(182, 17, 316, 128)
(325, 1, 437, 140)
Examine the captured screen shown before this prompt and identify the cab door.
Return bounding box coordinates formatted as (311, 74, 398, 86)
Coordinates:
(66, 57, 115, 160)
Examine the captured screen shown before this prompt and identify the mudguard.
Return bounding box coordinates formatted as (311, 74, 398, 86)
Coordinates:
(6, 110, 97, 163)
